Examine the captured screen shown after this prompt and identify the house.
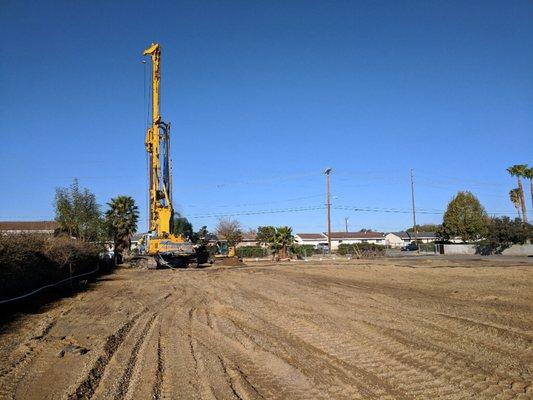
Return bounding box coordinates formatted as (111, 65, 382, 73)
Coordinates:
(294, 233, 328, 248)
(385, 232, 406, 248)
(385, 231, 438, 247)
(295, 232, 386, 250)
(0, 221, 59, 235)
(236, 232, 259, 248)
(327, 232, 386, 250)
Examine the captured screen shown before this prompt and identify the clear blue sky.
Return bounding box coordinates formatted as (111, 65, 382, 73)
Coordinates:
(1, 0, 532, 233)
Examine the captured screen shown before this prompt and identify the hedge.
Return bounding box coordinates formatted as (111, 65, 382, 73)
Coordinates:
(337, 243, 386, 257)
(236, 246, 268, 258)
(290, 244, 317, 257)
(0, 234, 102, 302)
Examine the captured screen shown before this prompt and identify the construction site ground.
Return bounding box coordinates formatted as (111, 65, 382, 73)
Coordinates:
(1, 256, 532, 400)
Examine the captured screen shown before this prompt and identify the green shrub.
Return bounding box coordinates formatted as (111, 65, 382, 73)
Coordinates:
(236, 246, 268, 258)
(417, 242, 436, 252)
(337, 243, 385, 257)
(289, 244, 316, 257)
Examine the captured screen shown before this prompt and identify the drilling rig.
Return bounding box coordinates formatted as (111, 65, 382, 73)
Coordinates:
(140, 43, 208, 268)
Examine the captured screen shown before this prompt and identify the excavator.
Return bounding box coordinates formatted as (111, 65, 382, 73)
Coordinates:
(139, 43, 209, 268)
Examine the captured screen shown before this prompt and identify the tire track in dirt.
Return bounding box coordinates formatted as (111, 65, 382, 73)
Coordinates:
(67, 315, 139, 400)
(115, 313, 157, 400)
(0, 305, 74, 399)
(152, 329, 164, 400)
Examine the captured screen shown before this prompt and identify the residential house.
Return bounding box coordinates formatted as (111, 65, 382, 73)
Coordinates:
(295, 232, 386, 251)
(327, 232, 386, 250)
(294, 233, 328, 248)
(237, 232, 259, 248)
(385, 231, 437, 247)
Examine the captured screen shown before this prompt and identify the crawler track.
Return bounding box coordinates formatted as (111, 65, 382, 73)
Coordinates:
(0, 257, 532, 399)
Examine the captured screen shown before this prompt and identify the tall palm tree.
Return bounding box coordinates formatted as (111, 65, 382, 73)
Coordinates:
(507, 165, 528, 223)
(524, 166, 533, 210)
(509, 188, 522, 220)
(105, 196, 139, 264)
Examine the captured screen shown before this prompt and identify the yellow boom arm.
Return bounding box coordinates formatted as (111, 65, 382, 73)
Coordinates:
(144, 43, 173, 237)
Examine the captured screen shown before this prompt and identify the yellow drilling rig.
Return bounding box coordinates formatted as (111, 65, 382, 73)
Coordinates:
(140, 43, 209, 268)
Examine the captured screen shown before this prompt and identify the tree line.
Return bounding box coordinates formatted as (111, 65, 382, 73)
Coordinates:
(54, 179, 139, 264)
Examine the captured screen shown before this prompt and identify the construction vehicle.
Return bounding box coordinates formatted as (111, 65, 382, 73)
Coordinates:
(139, 43, 208, 268)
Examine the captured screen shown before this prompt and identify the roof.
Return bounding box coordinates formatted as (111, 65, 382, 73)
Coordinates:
(390, 231, 410, 239)
(326, 232, 385, 239)
(241, 232, 257, 241)
(131, 233, 145, 241)
(388, 231, 437, 239)
(417, 232, 437, 238)
(296, 233, 327, 240)
(0, 221, 59, 231)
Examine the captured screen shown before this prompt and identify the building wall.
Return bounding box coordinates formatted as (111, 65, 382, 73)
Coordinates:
(330, 238, 384, 250)
(385, 233, 404, 248)
(294, 237, 327, 248)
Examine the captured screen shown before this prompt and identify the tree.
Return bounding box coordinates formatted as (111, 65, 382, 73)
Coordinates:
(507, 164, 528, 223)
(524, 166, 533, 210)
(358, 228, 374, 233)
(273, 226, 294, 259)
(483, 217, 533, 254)
(190, 225, 210, 244)
(105, 196, 139, 264)
(215, 218, 243, 248)
(172, 213, 193, 239)
(406, 224, 441, 233)
(256, 226, 276, 246)
(437, 191, 488, 242)
(509, 188, 522, 220)
(54, 179, 103, 241)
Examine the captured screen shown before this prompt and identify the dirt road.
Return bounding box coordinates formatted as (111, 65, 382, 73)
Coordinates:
(1, 257, 532, 399)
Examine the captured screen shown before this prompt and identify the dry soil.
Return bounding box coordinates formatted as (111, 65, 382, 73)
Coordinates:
(1, 256, 532, 399)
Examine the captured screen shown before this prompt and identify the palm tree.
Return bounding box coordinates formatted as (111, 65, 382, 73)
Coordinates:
(507, 165, 528, 223)
(524, 166, 533, 210)
(274, 226, 294, 260)
(105, 196, 139, 264)
(509, 188, 522, 220)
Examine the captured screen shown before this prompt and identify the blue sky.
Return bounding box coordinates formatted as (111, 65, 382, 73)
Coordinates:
(1, 0, 532, 233)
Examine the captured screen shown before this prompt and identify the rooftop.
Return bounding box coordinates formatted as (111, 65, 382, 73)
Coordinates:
(0, 221, 59, 231)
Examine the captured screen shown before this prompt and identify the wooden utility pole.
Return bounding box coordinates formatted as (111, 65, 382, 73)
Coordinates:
(325, 168, 332, 253)
(410, 169, 419, 252)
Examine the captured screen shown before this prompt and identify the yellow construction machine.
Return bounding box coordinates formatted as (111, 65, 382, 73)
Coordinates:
(139, 43, 208, 268)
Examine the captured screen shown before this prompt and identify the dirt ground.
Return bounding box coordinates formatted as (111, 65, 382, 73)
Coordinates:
(1, 256, 532, 400)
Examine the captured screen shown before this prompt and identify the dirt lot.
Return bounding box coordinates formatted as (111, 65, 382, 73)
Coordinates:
(1, 256, 532, 400)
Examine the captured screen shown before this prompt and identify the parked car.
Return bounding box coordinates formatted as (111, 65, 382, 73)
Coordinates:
(401, 242, 419, 251)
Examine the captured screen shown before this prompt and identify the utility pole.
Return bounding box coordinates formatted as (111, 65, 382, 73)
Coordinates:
(410, 169, 419, 253)
(345, 217, 349, 233)
(325, 168, 332, 253)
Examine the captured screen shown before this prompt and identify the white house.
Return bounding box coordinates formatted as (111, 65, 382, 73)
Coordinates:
(385, 232, 405, 248)
(385, 231, 437, 247)
(236, 232, 259, 248)
(327, 232, 386, 250)
(294, 233, 328, 248)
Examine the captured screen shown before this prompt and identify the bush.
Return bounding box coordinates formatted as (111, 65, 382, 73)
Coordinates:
(418, 242, 436, 252)
(236, 246, 268, 258)
(337, 243, 386, 257)
(289, 244, 316, 257)
(0, 234, 101, 302)
(479, 217, 533, 254)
